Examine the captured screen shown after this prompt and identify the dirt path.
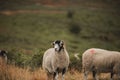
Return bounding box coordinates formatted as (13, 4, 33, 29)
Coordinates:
(0, 10, 66, 15)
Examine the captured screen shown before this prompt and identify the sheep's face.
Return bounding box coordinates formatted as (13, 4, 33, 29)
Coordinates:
(52, 40, 64, 52)
(0, 50, 7, 63)
(0, 50, 7, 57)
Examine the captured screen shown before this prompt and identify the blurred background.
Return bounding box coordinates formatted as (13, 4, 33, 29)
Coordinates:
(0, 0, 120, 70)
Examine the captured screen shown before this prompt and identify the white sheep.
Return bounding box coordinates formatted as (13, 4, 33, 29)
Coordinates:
(82, 48, 120, 80)
(42, 40, 69, 80)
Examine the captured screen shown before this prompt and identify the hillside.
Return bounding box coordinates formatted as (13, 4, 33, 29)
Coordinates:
(0, 0, 120, 70)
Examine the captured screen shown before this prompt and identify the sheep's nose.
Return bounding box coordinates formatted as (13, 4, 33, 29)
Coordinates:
(54, 44, 59, 51)
(55, 48, 57, 51)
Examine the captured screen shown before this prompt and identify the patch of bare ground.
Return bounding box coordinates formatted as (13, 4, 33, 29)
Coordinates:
(0, 10, 65, 15)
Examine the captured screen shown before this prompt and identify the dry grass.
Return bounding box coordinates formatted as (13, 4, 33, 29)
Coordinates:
(0, 62, 118, 80)
(0, 62, 47, 80)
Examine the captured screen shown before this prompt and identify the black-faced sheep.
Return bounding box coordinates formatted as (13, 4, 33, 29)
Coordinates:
(0, 50, 7, 64)
(42, 40, 69, 80)
(82, 48, 120, 80)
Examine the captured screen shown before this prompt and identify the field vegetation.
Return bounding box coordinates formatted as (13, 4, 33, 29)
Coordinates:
(0, 0, 120, 79)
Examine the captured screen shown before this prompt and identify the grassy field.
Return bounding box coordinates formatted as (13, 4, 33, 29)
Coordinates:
(0, 0, 120, 79)
(0, 6, 120, 52)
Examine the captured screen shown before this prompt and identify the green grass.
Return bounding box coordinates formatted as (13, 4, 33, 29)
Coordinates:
(0, 1, 120, 70)
(0, 6, 120, 53)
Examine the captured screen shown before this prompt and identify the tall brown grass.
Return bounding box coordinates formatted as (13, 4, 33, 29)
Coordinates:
(0, 62, 83, 80)
(0, 61, 116, 80)
(0, 62, 47, 80)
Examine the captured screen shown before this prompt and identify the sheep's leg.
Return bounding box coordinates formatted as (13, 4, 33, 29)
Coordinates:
(55, 73, 58, 80)
(92, 71, 99, 80)
(118, 73, 120, 80)
(53, 72, 58, 80)
(84, 71, 88, 80)
(115, 73, 120, 80)
(95, 75, 99, 80)
(62, 68, 66, 80)
(47, 72, 52, 80)
(92, 71, 96, 80)
(110, 72, 114, 80)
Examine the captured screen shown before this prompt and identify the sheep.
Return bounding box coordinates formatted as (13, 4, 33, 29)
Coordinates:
(82, 48, 120, 80)
(0, 50, 7, 64)
(42, 40, 69, 80)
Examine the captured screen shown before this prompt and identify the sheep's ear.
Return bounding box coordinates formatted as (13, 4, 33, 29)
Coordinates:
(51, 41, 55, 46)
(61, 40, 64, 45)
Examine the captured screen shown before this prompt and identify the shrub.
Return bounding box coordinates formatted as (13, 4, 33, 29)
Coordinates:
(69, 22, 81, 35)
(29, 48, 44, 69)
(7, 48, 28, 67)
(6, 48, 83, 71)
(67, 10, 74, 19)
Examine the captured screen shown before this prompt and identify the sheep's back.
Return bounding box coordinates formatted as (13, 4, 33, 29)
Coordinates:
(82, 48, 120, 72)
